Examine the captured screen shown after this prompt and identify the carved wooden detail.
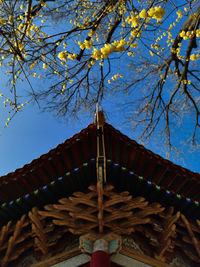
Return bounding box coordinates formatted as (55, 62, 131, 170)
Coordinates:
(0, 215, 32, 267)
(29, 207, 50, 256)
(155, 207, 180, 262)
(38, 184, 164, 235)
(0, 185, 199, 267)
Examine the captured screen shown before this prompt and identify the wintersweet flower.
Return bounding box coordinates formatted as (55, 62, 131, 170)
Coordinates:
(68, 54, 77, 60)
(126, 14, 141, 28)
(92, 48, 102, 60)
(101, 44, 112, 58)
(177, 10, 183, 18)
(148, 6, 165, 22)
(18, 24, 24, 30)
(139, 9, 147, 19)
(84, 40, 93, 49)
(196, 29, 200, 37)
(0, 17, 6, 25)
(112, 39, 127, 52)
(190, 54, 199, 61)
(180, 31, 185, 38)
(58, 51, 68, 61)
(43, 63, 47, 69)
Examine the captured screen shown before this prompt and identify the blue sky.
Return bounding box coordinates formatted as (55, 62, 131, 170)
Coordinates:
(0, 103, 90, 176)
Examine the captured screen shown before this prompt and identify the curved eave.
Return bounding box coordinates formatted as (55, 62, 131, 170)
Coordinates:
(0, 124, 97, 225)
(0, 122, 199, 225)
(104, 123, 200, 219)
(104, 123, 200, 199)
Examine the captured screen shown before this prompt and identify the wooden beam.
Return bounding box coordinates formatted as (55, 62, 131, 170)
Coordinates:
(120, 247, 172, 267)
(30, 247, 82, 267)
(181, 214, 200, 257)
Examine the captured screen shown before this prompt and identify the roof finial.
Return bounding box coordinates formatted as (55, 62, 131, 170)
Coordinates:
(95, 103, 105, 128)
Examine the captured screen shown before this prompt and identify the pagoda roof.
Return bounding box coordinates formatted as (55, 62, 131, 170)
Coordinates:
(0, 122, 200, 226)
(0, 119, 200, 267)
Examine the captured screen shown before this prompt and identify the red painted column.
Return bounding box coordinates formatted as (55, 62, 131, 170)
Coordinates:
(90, 239, 110, 267)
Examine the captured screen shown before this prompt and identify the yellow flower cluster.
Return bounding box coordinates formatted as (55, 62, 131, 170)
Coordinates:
(108, 73, 123, 84)
(196, 29, 200, 37)
(58, 51, 68, 61)
(92, 40, 127, 60)
(125, 14, 140, 28)
(0, 17, 6, 25)
(130, 29, 141, 37)
(139, 9, 147, 19)
(180, 30, 195, 39)
(101, 44, 112, 58)
(43, 63, 47, 69)
(68, 53, 77, 60)
(18, 23, 24, 30)
(148, 6, 165, 22)
(176, 10, 183, 18)
(149, 50, 154, 56)
(8, 16, 14, 24)
(190, 54, 199, 61)
(78, 40, 93, 50)
(92, 48, 102, 60)
(112, 39, 127, 52)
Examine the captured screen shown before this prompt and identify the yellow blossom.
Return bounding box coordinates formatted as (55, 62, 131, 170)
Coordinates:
(30, 63, 35, 70)
(196, 29, 200, 37)
(58, 51, 68, 61)
(43, 63, 47, 69)
(68, 53, 77, 60)
(176, 10, 183, 18)
(84, 40, 93, 49)
(139, 9, 147, 19)
(127, 15, 141, 28)
(8, 16, 14, 24)
(18, 24, 24, 30)
(92, 48, 102, 60)
(190, 54, 199, 61)
(148, 6, 165, 22)
(88, 31, 94, 37)
(101, 44, 112, 58)
(180, 31, 185, 38)
(30, 25, 35, 31)
(149, 50, 154, 56)
(0, 17, 6, 25)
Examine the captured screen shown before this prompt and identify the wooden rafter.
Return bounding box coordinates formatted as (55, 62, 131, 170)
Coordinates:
(0, 184, 199, 267)
(29, 207, 49, 255)
(155, 207, 180, 262)
(181, 214, 200, 258)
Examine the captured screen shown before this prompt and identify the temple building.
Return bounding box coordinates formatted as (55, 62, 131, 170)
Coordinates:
(0, 110, 199, 267)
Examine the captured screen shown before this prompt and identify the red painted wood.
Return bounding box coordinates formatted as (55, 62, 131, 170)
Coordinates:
(90, 251, 110, 267)
(80, 262, 122, 267)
